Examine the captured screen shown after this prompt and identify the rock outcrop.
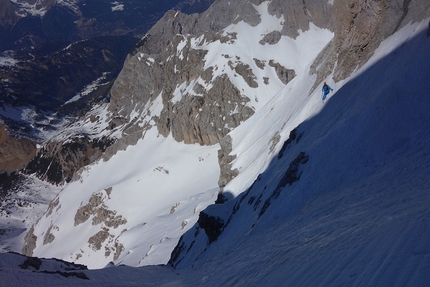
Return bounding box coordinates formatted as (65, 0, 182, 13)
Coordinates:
(107, 1, 302, 146)
(24, 135, 114, 184)
(0, 0, 20, 28)
(312, 0, 430, 86)
(0, 125, 36, 174)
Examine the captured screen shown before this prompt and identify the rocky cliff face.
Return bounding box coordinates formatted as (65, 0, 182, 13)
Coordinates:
(0, 0, 19, 27)
(0, 124, 36, 174)
(107, 0, 307, 147)
(312, 0, 430, 84)
(24, 135, 114, 184)
(106, 0, 430, 186)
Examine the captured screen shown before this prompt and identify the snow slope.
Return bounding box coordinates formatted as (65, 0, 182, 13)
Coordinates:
(0, 176, 60, 253)
(28, 126, 221, 269)
(171, 18, 430, 285)
(1, 17, 429, 287)
(0, 12, 430, 286)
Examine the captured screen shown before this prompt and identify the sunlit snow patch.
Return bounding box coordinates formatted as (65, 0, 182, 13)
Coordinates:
(30, 127, 221, 269)
(0, 51, 18, 67)
(64, 72, 110, 105)
(111, 1, 124, 12)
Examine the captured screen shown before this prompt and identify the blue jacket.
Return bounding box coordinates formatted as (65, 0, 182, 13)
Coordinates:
(322, 84, 333, 95)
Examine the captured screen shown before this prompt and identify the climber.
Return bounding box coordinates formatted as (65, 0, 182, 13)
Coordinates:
(321, 82, 333, 100)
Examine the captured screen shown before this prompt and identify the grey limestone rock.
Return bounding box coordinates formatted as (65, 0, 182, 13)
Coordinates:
(269, 60, 296, 85)
(88, 228, 111, 251)
(25, 135, 114, 185)
(259, 30, 282, 45)
(217, 135, 239, 190)
(45, 197, 60, 218)
(21, 226, 37, 256)
(74, 192, 127, 228)
(234, 62, 259, 88)
(157, 73, 255, 145)
(43, 225, 56, 245)
(311, 0, 430, 83)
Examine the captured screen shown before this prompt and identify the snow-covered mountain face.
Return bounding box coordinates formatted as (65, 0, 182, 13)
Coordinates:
(18, 0, 336, 268)
(0, 0, 214, 174)
(7, 0, 429, 281)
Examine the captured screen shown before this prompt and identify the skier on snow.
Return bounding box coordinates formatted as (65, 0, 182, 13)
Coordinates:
(322, 82, 333, 100)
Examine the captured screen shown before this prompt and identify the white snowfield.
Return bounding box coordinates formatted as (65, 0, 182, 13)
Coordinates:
(0, 6, 429, 287)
